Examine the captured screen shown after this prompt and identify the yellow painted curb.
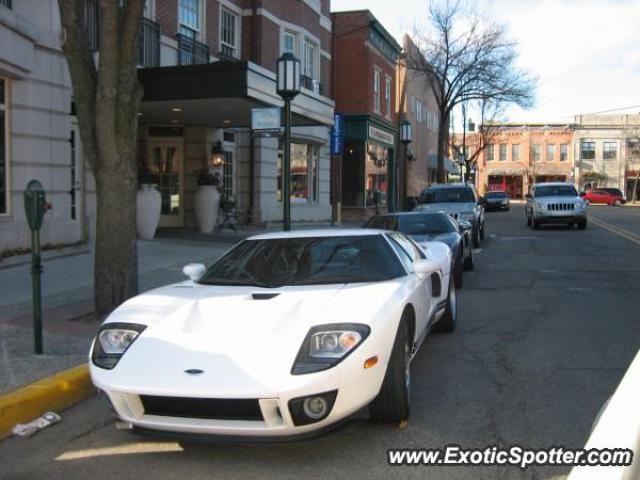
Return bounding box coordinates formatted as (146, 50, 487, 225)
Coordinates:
(0, 364, 95, 440)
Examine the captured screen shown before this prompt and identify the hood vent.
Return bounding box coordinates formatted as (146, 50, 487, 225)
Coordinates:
(251, 292, 281, 300)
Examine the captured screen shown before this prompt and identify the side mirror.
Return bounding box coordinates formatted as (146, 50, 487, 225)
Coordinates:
(413, 258, 440, 275)
(183, 263, 206, 282)
(459, 220, 473, 231)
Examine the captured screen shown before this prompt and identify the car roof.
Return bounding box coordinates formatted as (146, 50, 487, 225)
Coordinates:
(373, 211, 449, 218)
(533, 182, 574, 187)
(423, 183, 473, 190)
(247, 228, 385, 241)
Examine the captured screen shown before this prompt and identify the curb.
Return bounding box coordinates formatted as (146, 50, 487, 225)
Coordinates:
(0, 364, 94, 440)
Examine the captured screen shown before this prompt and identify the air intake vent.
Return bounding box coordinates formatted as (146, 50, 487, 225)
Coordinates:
(140, 395, 263, 421)
(252, 293, 281, 300)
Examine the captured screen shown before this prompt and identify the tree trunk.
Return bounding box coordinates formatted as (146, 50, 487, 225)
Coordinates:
(94, 163, 138, 314)
(633, 170, 640, 204)
(437, 116, 448, 183)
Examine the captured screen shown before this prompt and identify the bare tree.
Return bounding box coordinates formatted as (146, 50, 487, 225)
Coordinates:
(409, 0, 536, 183)
(58, 1, 145, 315)
(625, 129, 640, 203)
(450, 98, 503, 182)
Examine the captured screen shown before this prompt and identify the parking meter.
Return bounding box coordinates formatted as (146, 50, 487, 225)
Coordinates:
(23, 180, 48, 354)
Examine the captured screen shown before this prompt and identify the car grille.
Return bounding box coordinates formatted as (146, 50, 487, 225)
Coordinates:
(546, 203, 574, 211)
(140, 395, 263, 421)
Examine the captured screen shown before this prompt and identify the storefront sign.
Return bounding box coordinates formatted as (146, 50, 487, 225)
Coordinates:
(330, 113, 344, 155)
(488, 168, 525, 176)
(368, 125, 395, 147)
(251, 108, 281, 135)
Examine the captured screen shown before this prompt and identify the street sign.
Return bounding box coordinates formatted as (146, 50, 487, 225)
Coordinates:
(331, 113, 344, 155)
(251, 107, 281, 137)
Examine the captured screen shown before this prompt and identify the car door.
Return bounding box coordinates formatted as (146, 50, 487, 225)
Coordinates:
(386, 233, 432, 345)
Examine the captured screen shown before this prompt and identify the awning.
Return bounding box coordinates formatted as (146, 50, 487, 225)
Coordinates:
(138, 61, 335, 128)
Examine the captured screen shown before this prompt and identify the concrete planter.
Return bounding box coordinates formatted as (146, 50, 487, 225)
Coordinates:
(194, 185, 221, 233)
(136, 184, 161, 240)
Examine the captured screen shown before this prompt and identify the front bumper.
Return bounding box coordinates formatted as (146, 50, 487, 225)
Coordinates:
(534, 210, 587, 223)
(90, 347, 387, 438)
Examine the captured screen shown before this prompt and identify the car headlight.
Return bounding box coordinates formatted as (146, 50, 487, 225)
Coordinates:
(291, 323, 370, 375)
(576, 200, 587, 209)
(459, 212, 475, 221)
(535, 202, 546, 209)
(92, 323, 146, 370)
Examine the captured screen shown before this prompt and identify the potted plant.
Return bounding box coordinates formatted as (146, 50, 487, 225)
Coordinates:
(194, 168, 221, 233)
(136, 169, 161, 240)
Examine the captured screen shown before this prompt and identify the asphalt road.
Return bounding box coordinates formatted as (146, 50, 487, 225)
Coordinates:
(2, 204, 640, 480)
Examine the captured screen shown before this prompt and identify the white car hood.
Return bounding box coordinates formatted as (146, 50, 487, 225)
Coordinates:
(414, 202, 476, 214)
(98, 281, 404, 396)
(534, 196, 579, 204)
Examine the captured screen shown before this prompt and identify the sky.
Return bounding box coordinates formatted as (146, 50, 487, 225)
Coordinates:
(331, 0, 640, 124)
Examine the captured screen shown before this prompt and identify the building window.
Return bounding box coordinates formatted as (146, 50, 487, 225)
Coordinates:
(603, 141, 617, 160)
(511, 144, 520, 161)
(283, 31, 298, 55)
(277, 142, 319, 203)
(560, 144, 568, 161)
(0, 0, 12, 9)
(220, 7, 239, 59)
(486, 144, 494, 161)
(303, 38, 318, 80)
(0, 79, 6, 214)
(499, 144, 507, 161)
(546, 144, 555, 161)
(385, 77, 392, 118)
(581, 141, 595, 160)
(532, 143, 541, 162)
(222, 152, 234, 198)
(373, 70, 381, 113)
(179, 0, 200, 39)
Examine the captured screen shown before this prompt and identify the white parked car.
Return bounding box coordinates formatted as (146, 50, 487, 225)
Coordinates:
(90, 229, 456, 439)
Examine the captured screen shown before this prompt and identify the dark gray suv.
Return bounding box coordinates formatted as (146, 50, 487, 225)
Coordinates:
(413, 184, 486, 247)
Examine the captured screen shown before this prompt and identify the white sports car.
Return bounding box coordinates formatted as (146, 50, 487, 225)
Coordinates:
(90, 229, 456, 439)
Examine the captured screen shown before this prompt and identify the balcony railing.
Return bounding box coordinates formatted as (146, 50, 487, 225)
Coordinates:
(0, 0, 12, 9)
(216, 50, 240, 62)
(301, 74, 323, 96)
(138, 18, 160, 68)
(177, 33, 209, 65)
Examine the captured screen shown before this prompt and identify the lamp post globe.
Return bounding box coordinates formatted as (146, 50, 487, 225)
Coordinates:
(276, 53, 301, 231)
(400, 120, 413, 145)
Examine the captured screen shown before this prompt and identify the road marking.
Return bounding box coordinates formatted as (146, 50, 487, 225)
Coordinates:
(590, 216, 640, 246)
(500, 236, 540, 241)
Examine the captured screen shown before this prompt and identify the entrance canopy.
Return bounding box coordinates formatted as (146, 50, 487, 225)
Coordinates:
(138, 61, 335, 128)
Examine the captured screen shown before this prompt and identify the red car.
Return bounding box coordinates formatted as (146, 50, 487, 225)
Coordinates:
(580, 189, 625, 206)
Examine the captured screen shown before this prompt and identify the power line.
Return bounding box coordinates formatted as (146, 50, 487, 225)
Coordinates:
(580, 104, 640, 116)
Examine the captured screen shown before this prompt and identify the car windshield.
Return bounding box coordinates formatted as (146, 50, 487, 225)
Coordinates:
(198, 235, 406, 287)
(366, 214, 456, 235)
(485, 191, 507, 198)
(419, 187, 475, 204)
(535, 185, 578, 197)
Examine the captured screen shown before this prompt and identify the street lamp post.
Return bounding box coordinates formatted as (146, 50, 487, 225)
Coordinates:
(400, 120, 413, 211)
(276, 53, 301, 231)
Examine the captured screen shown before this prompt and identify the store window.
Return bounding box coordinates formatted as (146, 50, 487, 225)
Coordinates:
(366, 142, 388, 207)
(277, 142, 319, 203)
(0, 79, 6, 214)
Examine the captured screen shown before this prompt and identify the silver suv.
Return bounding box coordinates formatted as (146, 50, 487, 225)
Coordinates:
(526, 182, 588, 230)
(414, 183, 485, 247)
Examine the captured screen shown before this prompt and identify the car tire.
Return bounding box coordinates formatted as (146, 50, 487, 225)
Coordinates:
(369, 319, 410, 424)
(434, 280, 457, 333)
(613, 199, 621, 207)
(578, 220, 587, 230)
(480, 224, 485, 240)
(473, 227, 481, 248)
(526, 213, 532, 227)
(454, 256, 463, 289)
(463, 246, 474, 271)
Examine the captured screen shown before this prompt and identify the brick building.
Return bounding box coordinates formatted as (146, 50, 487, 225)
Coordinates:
(476, 124, 575, 199)
(332, 10, 401, 218)
(0, 0, 336, 254)
(396, 34, 441, 205)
